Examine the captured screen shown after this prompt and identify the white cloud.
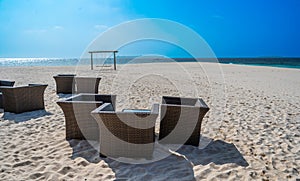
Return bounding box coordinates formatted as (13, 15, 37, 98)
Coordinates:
(24, 25, 64, 34)
(53, 25, 64, 30)
(94, 24, 109, 31)
(24, 29, 47, 34)
(212, 15, 225, 20)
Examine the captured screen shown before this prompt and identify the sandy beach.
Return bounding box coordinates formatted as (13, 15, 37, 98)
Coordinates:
(0, 62, 299, 180)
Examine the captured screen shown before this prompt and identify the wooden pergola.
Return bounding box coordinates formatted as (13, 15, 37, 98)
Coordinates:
(88, 50, 118, 70)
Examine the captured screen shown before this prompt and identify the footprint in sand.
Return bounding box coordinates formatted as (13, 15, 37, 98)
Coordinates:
(58, 166, 74, 175)
(29, 172, 44, 179)
(12, 160, 32, 168)
(31, 156, 44, 161)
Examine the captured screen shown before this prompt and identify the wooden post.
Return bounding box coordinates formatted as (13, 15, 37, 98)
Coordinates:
(113, 51, 116, 70)
(90, 52, 93, 70)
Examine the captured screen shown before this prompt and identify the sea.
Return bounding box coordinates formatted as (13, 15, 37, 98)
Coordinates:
(0, 57, 300, 69)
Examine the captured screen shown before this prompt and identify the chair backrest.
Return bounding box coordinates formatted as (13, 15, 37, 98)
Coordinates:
(53, 74, 76, 94)
(92, 103, 159, 140)
(159, 96, 209, 146)
(0, 80, 15, 87)
(93, 103, 158, 116)
(91, 103, 159, 158)
(75, 77, 101, 94)
(56, 74, 76, 77)
(162, 96, 200, 106)
(53, 75, 102, 94)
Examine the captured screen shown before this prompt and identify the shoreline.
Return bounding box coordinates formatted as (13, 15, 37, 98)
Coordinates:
(1, 61, 300, 71)
(1, 57, 300, 69)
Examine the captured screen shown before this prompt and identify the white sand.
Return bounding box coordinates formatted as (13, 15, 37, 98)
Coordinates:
(0, 62, 299, 180)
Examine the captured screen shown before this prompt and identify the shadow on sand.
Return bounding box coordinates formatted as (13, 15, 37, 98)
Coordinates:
(1, 109, 52, 123)
(177, 139, 249, 167)
(67, 136, 248, 180)
(68, 139, 195, 180)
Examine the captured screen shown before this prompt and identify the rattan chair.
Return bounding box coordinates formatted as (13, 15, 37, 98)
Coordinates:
(0, 84, 48, 113)
(158, 96, 209, 146)
(53, 74, 76, 94)
(75, 77, 101, 94)
(0, 80, 15, 108)
(57, 94, 116, 140)
(91, 103, 159, 158)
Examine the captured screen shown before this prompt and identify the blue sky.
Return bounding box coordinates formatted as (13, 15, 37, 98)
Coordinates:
(0, 0, 299, 58)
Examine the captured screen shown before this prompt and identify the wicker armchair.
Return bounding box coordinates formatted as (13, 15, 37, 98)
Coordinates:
(0, 80, 15, 108)
(0, 84, 48, 113)
(53, 74, 76, 94)
(53, 75, 101, 94)
(75, 77, 101, 94)
(57, 94, 116, 140)
(158, 96, 209, 146)
(91, 103, 159, 158)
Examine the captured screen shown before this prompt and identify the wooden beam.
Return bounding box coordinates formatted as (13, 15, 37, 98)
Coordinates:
(88, 50, 118, 53)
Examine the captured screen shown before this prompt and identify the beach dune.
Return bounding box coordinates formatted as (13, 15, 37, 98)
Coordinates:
(0, 62, 299, 180)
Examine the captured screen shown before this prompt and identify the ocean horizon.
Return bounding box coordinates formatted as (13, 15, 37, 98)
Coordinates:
(1, 57, 300, 69)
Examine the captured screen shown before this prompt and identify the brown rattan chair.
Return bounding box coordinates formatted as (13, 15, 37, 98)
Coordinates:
(0, 80, 15, 108)
(158, 96, 209, 146)
(57, 94, 116, 140)
(53, 74, 76, 94)
(0, 84, 48, 113)
(75, 77, 101, 94)
(91, 103, 159, 159)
